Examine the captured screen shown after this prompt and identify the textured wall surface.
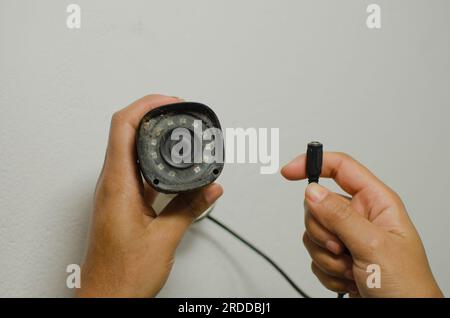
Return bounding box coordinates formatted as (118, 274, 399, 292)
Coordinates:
(1, 0, 449, 297)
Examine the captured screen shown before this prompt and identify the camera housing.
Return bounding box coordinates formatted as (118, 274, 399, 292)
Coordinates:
(136, 102, 224, 194)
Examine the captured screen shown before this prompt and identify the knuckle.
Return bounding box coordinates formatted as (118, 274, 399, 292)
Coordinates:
(312, 263, 343, 292)
(302, 232, 309, 245)
(365, 235, 383, 255)
(389, 190, 404, 207)
(141, 94, 177, 105)
(319, 256, 336, 274)
(111, 111, 125, 126)
(140, 94, 160, 103)
(304, 218, 323, 246)
(304, 212, 312, 232)
(145, 93, 165, 99)
(144, 94, 159, 99)
(96, 178, 119, 197)
(311, 262, 347, 293)
(327, 259, 349, 277)
(335, 152, 354, 162)
(326, 280, 346, 293)
(310, 262, 319, 276)
(336, 205, 352, 222)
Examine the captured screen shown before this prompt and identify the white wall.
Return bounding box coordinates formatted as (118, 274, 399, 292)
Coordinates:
(1, 0, 449, 297)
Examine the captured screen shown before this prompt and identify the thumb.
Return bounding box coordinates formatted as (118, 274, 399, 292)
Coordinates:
(149, 184, 223, 250)
(305, 183, 381, 258)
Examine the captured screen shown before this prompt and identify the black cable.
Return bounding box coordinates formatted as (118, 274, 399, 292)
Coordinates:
(206, 214, 310, 298)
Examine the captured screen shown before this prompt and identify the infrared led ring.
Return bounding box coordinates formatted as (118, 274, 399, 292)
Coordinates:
(136, 102, 224, 194)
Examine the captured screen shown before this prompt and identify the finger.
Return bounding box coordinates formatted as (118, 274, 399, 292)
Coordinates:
(311, 262, 358, 294)
(305, 183, 381, 258)
(150, 183, 223, 250)
(281, 152, 389, 196)
(103, 95, 181, 189)
(304, 207, 345, 255)
(303, 232, 353, 279)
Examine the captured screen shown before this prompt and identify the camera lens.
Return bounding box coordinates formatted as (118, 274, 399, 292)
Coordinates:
(160, 128, 197, 169)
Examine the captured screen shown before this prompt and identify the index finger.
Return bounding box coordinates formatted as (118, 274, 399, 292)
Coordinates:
(281, 152, 387, 196)
(103, 95, 181, 189)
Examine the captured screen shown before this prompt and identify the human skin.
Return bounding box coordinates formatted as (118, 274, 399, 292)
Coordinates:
(281, 152, 443, 298)
(76, 94, 442, 298)
(76, 95, 223, 297)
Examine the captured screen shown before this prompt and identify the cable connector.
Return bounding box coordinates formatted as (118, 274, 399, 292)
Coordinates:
(306, 141, 323, 184)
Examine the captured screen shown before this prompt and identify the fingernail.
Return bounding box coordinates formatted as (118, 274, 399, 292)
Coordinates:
(205, 184, 223, 204)
(326, 240, 342, 255)
(306, 183, 328, 203)
(345, 270, 354, 280)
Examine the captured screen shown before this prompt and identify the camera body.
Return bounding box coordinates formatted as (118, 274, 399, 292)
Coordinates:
(136, 102, 224, 194)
